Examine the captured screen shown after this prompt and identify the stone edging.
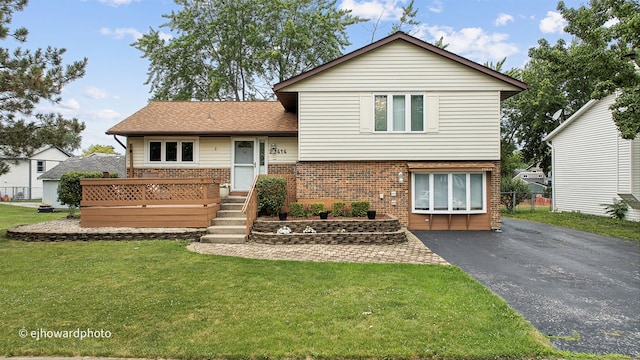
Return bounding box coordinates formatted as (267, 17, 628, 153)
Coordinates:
(249, 230, 407, 245)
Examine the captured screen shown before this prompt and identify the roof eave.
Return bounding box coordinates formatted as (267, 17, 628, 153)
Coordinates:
(273, 31, 529, 94)
(105, 130, 299, 137)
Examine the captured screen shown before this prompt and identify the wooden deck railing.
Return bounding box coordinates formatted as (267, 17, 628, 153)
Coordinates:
(80, 177, 220, 207)
(79, 177, 220, 228)
(242, 174, 296, 235)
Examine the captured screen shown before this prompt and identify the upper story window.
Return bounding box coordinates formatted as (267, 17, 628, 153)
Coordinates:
(36, 161, 45, 172)
(147, 139, 196, 163)
(374, 94, 425, 132)
(412, 172, 486, 214)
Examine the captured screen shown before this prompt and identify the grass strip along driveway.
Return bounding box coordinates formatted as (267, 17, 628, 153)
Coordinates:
(0, 204, 556, 359)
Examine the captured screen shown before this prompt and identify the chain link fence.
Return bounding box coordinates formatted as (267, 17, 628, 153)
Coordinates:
(0, 187, 39, 201)
(501, 191, 552, 212)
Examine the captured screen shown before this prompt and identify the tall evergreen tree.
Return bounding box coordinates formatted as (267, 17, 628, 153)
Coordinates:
(0, 0, 87, 175)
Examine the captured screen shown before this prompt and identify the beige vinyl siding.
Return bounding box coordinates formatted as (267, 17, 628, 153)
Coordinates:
(633, 139, 640, 196)
(127, 137, 145, 167)
(200, 137, 231, 168)
(552, 94, 639, 221)
(268, 137, 298, 164)
(298, 91, 500, 161)
(282, 41, 521, 93)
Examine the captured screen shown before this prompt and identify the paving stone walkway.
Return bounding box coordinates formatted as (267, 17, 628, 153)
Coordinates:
(188, 231, 449, 265)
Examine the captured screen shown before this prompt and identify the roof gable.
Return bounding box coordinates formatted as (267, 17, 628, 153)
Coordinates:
(273, 31, 528, 110)
(544, 94, 616, 142)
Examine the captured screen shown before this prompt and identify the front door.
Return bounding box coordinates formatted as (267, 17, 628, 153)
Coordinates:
(232, 140, 256, 192)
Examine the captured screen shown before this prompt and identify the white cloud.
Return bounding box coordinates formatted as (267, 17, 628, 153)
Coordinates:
(83, 87, 109, 100)
(495, 13, 514, 26)
(100, 27, 172, 42)
(60, 98, 80, 110)
(339, 0, 404, 21)
(417, 24, 519, 63)
(539, 11, 566, 34)
(428, 0, 443, 14)
(603, 17, 619, 28)
(100, 27, 143, 40)
(98, 0, 139, 6)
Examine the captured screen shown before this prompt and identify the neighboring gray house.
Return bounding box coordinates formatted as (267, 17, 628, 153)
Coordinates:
(38, 153, 126, 208)
(544, 93, 640, 221)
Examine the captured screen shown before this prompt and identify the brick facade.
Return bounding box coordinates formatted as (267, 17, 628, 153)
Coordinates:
(130, 168, 231, 184)
(296, 160, 501, 230)
(296, 161, 410, 225)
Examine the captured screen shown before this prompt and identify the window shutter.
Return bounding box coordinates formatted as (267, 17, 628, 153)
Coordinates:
(359, 94, 372, 133)
(427, 95, 439, 133)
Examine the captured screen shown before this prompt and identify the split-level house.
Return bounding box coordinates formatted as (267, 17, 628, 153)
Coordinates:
(544, 93, 640, 221)
(107, 32, 528, 230)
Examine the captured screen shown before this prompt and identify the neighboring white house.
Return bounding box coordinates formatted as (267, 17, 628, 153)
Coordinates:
(0, 146, 71, 201)
(544, 93, 640, 221)
(38, 153, 126, 208)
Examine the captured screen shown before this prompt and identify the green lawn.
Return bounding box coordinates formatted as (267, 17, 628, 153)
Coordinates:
(0, 204, 572, 359)
(502, 207, 640, 241)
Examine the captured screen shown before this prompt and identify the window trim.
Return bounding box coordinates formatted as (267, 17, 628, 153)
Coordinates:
(373, 93, 426, 133)
(144, 138, 198, 165)
(412, 172, 487, 214)
(36, 160, 45, 173)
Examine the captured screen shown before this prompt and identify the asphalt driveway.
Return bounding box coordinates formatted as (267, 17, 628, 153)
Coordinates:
(414, 218, 639, 357)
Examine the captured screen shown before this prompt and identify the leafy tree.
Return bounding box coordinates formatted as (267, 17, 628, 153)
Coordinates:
(0, 0, 87, 176)
(57, 171, 115, 215)
(503, 0, 639, 170)
(133, 0, 362, 101)
(81, 144, 120, 157)
(500, 177, 531, 211)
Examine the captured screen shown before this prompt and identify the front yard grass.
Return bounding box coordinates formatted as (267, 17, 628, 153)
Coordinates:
(502, 207, 640, 242)
(0, 203, 557, 359)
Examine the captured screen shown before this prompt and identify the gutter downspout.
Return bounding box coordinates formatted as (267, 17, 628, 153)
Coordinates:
(546, 140, 555, 212)
(113, 135, 126, 150)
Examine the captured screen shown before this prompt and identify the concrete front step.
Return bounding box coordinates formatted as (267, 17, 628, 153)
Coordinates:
(206, 225, 246, 235)
(216, 210, 245, 218)
(223, 196, 247, 203)
(200, 234, 246, 244)
(221, 203, 244, 211)
(210, 217, 247, 226)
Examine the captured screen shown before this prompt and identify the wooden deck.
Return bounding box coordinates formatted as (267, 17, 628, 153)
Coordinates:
(80, 177, 220, 228)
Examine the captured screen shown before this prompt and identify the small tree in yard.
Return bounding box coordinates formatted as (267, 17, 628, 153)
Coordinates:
(500, 177, 531, 211)
(58, 171, 117, 216)
(256, 176, 287, 216)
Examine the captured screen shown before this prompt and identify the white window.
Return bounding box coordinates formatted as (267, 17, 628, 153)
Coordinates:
(412, 172, 486, 214)
(146, 139, 196, 164)
(374, 94, 425, 132)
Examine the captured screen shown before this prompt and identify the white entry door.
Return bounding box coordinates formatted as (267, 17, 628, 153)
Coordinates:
(232, 140, 256, 192)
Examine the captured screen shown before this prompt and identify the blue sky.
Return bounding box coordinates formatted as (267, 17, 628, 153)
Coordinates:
(10, 0, 585, 154)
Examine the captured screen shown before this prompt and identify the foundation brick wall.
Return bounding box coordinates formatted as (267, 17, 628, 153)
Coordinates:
(129, 168, 231, 184)
(296, 160, 501, 229)
(296, 161, 410, 225)
(490, 160, 501, 230)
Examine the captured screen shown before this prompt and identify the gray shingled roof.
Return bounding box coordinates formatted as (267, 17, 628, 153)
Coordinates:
(37, 153, 126, 180)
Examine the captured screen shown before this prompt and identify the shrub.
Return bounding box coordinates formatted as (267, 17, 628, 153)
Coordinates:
(332, 201, 346, 217)
(58, 171, 118, 214)
(289, 202, 307, 218)
(500, 177, 531, 211)
(602, 199, 628, 220)
(350, 200, 370, 217)
(309, 202, 325, 216)
(256, 176, 287, 216)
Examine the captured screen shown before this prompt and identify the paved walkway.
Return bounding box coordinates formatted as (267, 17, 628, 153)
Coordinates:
(189, 231, 449, 265)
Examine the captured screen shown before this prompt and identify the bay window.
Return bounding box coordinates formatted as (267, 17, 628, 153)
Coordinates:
(147, 139, 196, 163)
(412, 172, 486, 213)
(374, 94, 425, 132)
